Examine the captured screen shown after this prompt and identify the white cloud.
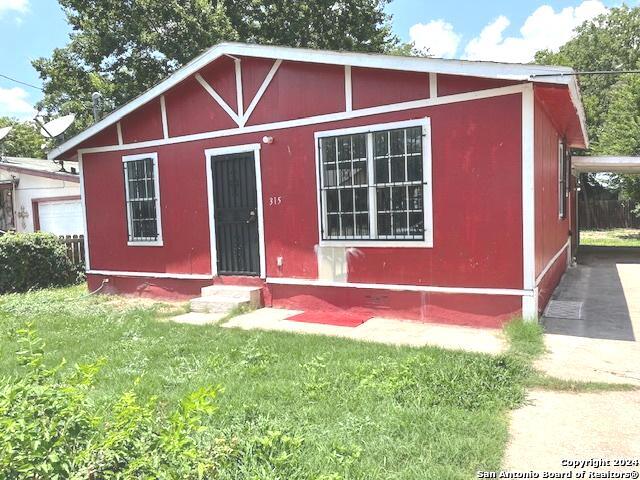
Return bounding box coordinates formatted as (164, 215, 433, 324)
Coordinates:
(463, 0, 608, 63)
(409, 19, 461, 58)
(0, 87, 36, 120)
(0, 0, 28, 16)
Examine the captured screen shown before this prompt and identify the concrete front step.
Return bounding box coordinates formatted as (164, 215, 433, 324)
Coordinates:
(190, 297, 248, 314)
(201, 285, 262, 305)
(190, 285, 263, 315)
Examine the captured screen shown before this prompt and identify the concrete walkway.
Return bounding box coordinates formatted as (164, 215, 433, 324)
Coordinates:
(504, 389, 640, 473)
(536, 333, 640, 385)
(222, 308, 506, 354)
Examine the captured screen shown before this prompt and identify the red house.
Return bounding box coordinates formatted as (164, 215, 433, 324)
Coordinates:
(50, 43, 587, 327)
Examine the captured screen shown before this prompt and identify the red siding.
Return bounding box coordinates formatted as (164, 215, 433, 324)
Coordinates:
(240, 56, 277, 108)
(534, 97, 570, 312)
(437, 74, 520, 96)
(76, 125, 119, 151)
(269, 284, 521, 327)
(351, 67, 429, 109)
(83, 142, 212, 274)
(246, 60, 345, 125)
(164, 76, 237, 137)
(120, 98, 164, 144)
(198, 56, 238, 112)
(537, 250, 567, 311)
(88, 273, 212, 299)
(82, 93, 524, 291)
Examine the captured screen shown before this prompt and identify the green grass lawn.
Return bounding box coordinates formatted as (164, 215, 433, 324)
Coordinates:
(580, 228, 640, 247)
(0, 286, 533, 479)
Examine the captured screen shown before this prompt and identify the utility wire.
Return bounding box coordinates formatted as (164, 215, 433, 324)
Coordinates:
(0, 73, 44, 91)
(532, 70, 640, 78)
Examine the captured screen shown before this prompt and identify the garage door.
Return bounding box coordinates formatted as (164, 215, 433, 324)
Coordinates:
(38, 200, 83, 235)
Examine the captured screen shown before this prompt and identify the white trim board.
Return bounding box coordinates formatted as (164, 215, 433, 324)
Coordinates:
(267, 277, 533, 297)
(49, 42, 583, 160)
(87, 269, 213, 280)
(78, 154, 91, 270)
(75, 84, 528, 156)
(204, 143, 266, 278)
(521, 83, 537, 319)
(572, 156, 640, 174)
(535, 239, 570, 286)
(160, 95, 169, 139)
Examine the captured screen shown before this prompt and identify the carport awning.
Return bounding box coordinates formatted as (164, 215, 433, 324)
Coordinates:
(572, 156, 640, 174)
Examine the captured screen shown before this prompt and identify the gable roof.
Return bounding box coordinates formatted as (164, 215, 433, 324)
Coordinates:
(0, 156, 80, 182)
(49, 42, 587, 160)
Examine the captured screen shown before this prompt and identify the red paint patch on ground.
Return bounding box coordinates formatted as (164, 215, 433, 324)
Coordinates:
(288, 311, 371, 328)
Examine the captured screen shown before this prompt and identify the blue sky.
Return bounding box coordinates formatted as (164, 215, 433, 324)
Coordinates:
(0, 0, 629, 119)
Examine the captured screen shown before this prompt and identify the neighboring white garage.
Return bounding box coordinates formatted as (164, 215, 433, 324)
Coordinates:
(37, 199, 84, 235)
(0, 156, 83, 235)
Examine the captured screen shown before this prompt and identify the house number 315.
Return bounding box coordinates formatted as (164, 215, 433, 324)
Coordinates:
(269, 196, 282, 206)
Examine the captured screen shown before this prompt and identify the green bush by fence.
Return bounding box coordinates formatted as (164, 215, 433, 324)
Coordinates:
(0, 232, 78, 294)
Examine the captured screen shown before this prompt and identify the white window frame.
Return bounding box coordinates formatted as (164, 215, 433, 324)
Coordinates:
(314, 117, 433, 248)
(558, 140, 566, 219)
(122, 152, 163, 246)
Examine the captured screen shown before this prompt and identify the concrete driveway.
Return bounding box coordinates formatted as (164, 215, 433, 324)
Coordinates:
(543, 246, 640, 341)
(540, 246, 640, 385)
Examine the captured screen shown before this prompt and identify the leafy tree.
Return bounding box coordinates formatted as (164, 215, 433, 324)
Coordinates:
(387, 41, 431, 57)
(535, 5, 640, 145)
(0, 117, 47, 158)
(34, 0, 397, 130)
(535, 5, 640, 208)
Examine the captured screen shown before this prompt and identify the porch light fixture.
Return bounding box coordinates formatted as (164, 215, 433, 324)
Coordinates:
(262, 136, 273, 144)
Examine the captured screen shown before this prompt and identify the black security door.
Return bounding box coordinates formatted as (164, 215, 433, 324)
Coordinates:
(211, 152, 260, 276)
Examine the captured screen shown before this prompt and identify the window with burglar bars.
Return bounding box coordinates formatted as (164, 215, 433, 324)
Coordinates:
(318, 120, 431, 243)
(558, 140, 567, 219)
(123, 154, 162, 244)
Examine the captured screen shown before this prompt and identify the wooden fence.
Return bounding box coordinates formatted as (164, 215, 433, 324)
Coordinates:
(59, 235, 85, 266)
(579, 199, 640, 230)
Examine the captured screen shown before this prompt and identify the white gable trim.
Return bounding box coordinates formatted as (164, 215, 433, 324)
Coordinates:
(76, 83, 528, 156)
(241, 59, 282, 127)
(195, 73, 241, 126)
(49, 42, 581, 160)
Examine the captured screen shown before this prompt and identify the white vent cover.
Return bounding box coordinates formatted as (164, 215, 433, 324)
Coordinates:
(544, 300, 584, 320)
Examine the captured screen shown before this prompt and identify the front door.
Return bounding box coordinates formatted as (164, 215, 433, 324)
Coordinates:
(211, 152, 260, 276)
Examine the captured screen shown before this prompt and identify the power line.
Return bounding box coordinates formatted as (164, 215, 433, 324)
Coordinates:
(532, 70, 640, 78)
(0, 73, 44, 91)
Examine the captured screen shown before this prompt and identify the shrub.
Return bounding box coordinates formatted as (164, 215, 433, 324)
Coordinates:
(0, 324, 227, 479)
(0, 232, 77, 293)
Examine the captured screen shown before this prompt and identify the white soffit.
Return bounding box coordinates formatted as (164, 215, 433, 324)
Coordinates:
(49, 42, 580, 160)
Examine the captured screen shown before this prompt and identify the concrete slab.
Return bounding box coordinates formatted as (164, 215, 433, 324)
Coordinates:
(351, 317, 506, 354)
(543, 246, 640, 341)
(169, 312, 227, 325)
(503, 389, 640, 472)
(536, 333, 640, 385)
(222, 308, 506, 354)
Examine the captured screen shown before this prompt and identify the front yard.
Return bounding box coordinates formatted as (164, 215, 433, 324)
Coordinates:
(0, 286, 532, 479)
